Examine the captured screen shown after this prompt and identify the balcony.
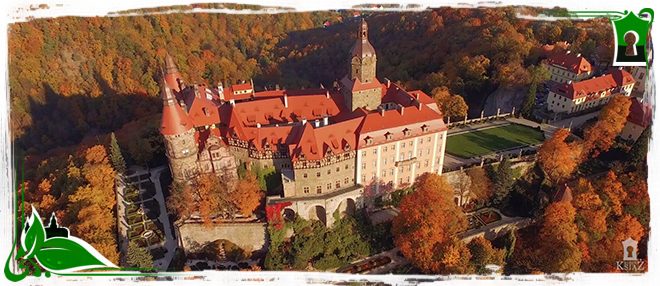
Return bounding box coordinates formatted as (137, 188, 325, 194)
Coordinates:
(395, 157, 418, 167)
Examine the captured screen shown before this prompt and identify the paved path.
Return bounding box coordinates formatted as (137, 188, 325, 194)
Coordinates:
(460, 208, 530, 242)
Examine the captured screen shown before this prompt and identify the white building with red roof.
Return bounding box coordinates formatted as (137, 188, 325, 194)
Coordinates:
(159, 20, 448, 226)
(543, 51, 593, 84)
(546, 69, 636, 114)
(621, 97, 652, 141)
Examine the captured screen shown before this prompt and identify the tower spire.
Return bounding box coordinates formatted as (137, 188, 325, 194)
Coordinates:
(161, 77, 176, 107)
(165, 52, 178, 75)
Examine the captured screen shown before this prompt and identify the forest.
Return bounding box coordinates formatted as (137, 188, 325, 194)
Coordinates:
(9, 6, 621, 274)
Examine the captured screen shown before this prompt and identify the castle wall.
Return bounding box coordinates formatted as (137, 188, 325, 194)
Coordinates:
(351, 87, 382, 111)
(179, 222, 268, 254)
(292, 159, 356, 197)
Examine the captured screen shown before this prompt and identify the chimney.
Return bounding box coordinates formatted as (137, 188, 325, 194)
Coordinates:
(397, 104, 404, 116)
(257, 123, 261, 128)
(230, 99, 236, 107)
(179, 100, 187, 114)
(204, 108, 210, 117)
(314, 119, 320, 128)
(323, 114, 329, 126)
(275, 84, 280, 91)
(283, 94, 288, 108)
(567, 80, 572, 84)
(326, 90, 330, 99)
(194, 83, 200, 98)
(417, 100, 423, 110)
(378, 106, 385, 117)
(302, 117, 307, 125)
(385, 77, 391, 88)
(415, 92, 420, 100)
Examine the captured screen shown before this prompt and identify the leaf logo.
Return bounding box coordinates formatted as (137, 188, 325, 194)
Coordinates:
(5, 206, 119, 281)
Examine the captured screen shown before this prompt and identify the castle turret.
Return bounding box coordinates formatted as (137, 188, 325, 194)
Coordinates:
(341, 19, 382, 111)
(160, 77, 198, 181)
(165, 52, 184, 92)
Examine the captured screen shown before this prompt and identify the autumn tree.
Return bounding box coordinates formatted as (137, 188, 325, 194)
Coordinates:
(583, 95, 632, 157)
(194, 173, 231, 228)
(430, 86, 469, 121)
(109, 132, 126, 174)
(465, 167, 493, 204)
(467, 236, 506, 275)
(166, 181, 194, 222)
(392, 173, 468, 274)
(571, 178, 608, 242)
(539, 201, 582, 273)
(600, 171, 627, 216)
(538, 128, 578, 184)
(127, 241, 154, 270)
(229, 171, 264, 217)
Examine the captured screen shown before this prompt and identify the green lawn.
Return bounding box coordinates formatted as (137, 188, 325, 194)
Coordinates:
(446, 124, 545, 158)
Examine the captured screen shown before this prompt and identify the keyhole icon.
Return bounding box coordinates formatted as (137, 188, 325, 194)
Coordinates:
(624, 32, 638, 56)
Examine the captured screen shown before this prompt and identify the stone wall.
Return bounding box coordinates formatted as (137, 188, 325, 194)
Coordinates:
(178, 222, 268, 254)
(292, 159, 356, 197)
(461, 218, 534, 242)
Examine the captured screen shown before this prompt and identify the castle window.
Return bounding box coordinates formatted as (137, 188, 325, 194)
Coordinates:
(427, 148, 430, 155)
(409, 141, 413, 147)
(416, 162, 421, 168)
(383, 159, 387, 165)
(372, 161, 376, 167)
(317, 172, 321, 178)
(336, 167, 340, 172)
(401, 143, 405, 148)
(344, 144, 351, 151)
(418, 150, 422, 157)
(344, 178, 349, 185)
(372, 173, 376, 180)
(345, 164, 349, 170)
(382, 170, 387, 177)
(327, 183, 332, 190)
(392, 144, 396, 150)
(419, 138, 424, 144)
(303, 187, 310, 193)
(327, 169, 331, 175)
(390, 169, 394, 175)
(362, 163, 366, 170)
(383, 146, 387, 152)
(427, 137, 431, 142)
(361, 175, 366, 182)
(400, 153, 404, 161)
(373, 149, 377, 155)
(303, 173, 308, 178)
(366, 137, 373, 145)
(408, 152, 412, 160)
(316, 186, 322, 194)
(362, 151, 367, 157)
(425, 160, 429, 167)
(385, 133, 393, 140)
(404, 129, 411, 136)
(182, 149, 189, 155)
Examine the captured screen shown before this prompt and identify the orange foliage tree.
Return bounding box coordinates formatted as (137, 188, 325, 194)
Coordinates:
(539, 201, 582, 273)
(582, 95, 631, 157)
(194, 173, 231, 228)
(538, 128, 578, 184)
(392, 173, 468, 274)
(600, 171, 627, 216)
(229, 171, 264, 217)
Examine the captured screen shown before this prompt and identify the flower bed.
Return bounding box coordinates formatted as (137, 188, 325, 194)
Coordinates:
(478, 210, 501, 224)
(128, 213, 143, 225)
(467, 215, 485, 230)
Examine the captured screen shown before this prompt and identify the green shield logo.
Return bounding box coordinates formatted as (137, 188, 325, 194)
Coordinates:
(612, 9, 653, 66)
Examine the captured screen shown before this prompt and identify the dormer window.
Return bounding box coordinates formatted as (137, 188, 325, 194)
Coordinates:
(403, 129, 411, 136)
(365, 137, 373, 145)
(299, 152, 306, 161)
(344, 144, 351, 151)
(385, 132, 393, 140)
(326, 148, 333, 156)
(422, 125, 429, 132)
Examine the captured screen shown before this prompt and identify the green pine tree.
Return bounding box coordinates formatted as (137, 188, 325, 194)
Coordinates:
(630, 126, 650, 163)
(127, 241, 154, 270)
(109, 132, 127, 174)
(493, 157, 514, 206)
(521, 84, 536, 118)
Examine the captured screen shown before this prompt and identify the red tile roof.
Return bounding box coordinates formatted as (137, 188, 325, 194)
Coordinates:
(546, 52, 592, 74)
(553, 184, 573, 202)
(627, 98, 652, 128)
(551, 70, 635, 100)
(160, 103, 194, 136)
(340, 75, 384, 92)
(223, 82, 254, 101)
(357, 105, 447, 148)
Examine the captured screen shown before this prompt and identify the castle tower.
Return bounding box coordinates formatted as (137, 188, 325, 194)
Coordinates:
(160, 77, 199, 182)
(341, 19, 382, 111)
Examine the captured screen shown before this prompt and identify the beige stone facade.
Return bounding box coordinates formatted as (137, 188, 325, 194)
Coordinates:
(164, 128, 200, 181)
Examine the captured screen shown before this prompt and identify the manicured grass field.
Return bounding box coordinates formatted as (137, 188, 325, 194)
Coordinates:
(445, 124, 545, 158)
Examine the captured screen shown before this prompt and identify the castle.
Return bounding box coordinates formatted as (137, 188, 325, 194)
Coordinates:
(160, 19, 448, 226)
